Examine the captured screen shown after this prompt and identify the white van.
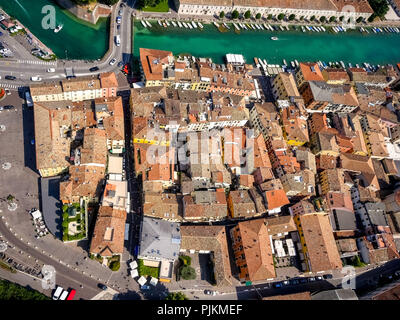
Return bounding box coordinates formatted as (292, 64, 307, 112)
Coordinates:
(115, 35, 121, 47)
(52, 286, 64, 300)
(47, 68, 56, 73)
(59, 290, 69, 300)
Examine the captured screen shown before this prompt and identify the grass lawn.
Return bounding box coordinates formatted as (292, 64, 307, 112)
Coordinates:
(141, 0, 169, 12)
(138, 259, 160, 278)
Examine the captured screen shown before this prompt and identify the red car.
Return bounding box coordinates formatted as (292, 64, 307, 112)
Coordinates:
(66, 289, 76, 300)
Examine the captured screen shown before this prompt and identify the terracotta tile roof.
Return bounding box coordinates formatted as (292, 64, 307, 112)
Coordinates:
(326, 191, 354, 212)
(299, 62, 324, 82)
(143, 192, 182, 220)
(235, 219, 275, 281)
(34, 102, 72, 171)
(183, 190, 228, 220)
(139, 48, 173, 81)
(316, 155, 338, 170)
(229, 190, 258, 218)
(239, 174, 255, 188)
(61, 76, 101, 92)
(95, 97, 125, 141)
(253, 134, 272, 168)
(180, 225, 233, 286)
(89, 206, 127, 256)
(259, 178, 283, 192)
(322, 68, 350, 82)
(263, 292, 311, 300)
(300, 213, 342, 272)
(265, 215, 297, 235)
(99, 72, 119, 88)
(264, 189, 289, 210)
(333, 0, 373, 13)
(80, 128, 107, 165)
(276, 72, 300, 97)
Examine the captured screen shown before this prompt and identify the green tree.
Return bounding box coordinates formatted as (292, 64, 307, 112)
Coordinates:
(329, 16, 336, 22)
(278, 13, 285, 20)
(300, 16, 304, 21)
(310, 15, 316, 21)
(339, 16, 344, 21)
(244, 10, 251, 19)
(289, 14, 295, 21)
(165, 292, 188, 300)
(231, 10, 239, 19)
(180, 266, 196, 280)
(356, 16, 363, 23)
(320, 16, 326, 23)
(368, 0, 389, 18)
(256, 13, 261, 19)
(267, 14, 273, 20)
(219, 11, 225, 19)
(109, 260, 120, 271)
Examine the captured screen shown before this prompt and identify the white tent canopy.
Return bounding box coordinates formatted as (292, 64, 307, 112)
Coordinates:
(130, 269, 139, 278)
(138, 276, 147, 286)
(149, 277, 158, 286)
(30, 210, 42, 220)
(129, 261, 138, 269)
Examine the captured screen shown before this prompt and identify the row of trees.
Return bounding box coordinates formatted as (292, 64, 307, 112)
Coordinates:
(72, 0, 119, 5)
(219, 11, 365, 24)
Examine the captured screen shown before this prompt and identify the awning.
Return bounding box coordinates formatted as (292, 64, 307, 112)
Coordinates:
(150, 277, 158, 286)
(30, 210, 42, 220)
(130, 269, 139, 278)
(138, 276, 147, 286)
(129, 261, 138, 269)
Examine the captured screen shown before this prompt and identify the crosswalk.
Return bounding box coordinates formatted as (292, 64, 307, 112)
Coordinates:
(0, 83, 20, 90)
(17, 59, 57, 66)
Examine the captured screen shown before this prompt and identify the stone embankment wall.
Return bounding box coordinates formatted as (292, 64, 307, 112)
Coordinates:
(55, 0, 112, 24)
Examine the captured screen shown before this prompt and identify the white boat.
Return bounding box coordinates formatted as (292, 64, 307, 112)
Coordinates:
(177, 21, 183, 28)
(171, 21, 177, 27)
(279, 25, 284, 31)
(146, 21, 152, 27)
(233, 23, 240, 31)
(321, 26, 326, 32)
(263, 23, 269, 30)
(165, 20, 170, 27)
(198, 22, 204, 29)
(158, 20, 162, 26)
(291, 61, 295, 68)
(183, 22, 188, 28)
(259, 24, 265, 30)
(188, 23, 193, 29)
(251, 24, 256, 30)
(192, 21, 197, 28)
(213, 22, 220, 28)
(271, 36, 278, 40)
(340, 61, 345, 68)
(141, 20, 147, 28)
(263, 59, 268, 65)
(295, 60, 299, 67)
(223, 22, 230, 29)
(301, 26, 305, 33)
(163, 22, 167, 28)
(283, 59, 287, 66)
(54, 24, 63, 33)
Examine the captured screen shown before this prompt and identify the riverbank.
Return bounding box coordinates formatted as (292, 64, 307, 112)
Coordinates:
(133, 19, 400, 65)
(54, 0, 112, 25)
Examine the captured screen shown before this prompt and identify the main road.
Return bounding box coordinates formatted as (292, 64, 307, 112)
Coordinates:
(0, 0, 135, 89)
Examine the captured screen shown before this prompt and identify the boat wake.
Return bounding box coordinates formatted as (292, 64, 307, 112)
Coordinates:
(13, 0, 29, 17)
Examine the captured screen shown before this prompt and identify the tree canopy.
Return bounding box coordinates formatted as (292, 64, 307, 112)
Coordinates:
(368, 0, 389, 18)
(219, 11, 225, 18)
(277, 13, 285, 20)
(244, 10, 251, 19)
(232, 10, 239, 19)
(165, 292, 189, 300)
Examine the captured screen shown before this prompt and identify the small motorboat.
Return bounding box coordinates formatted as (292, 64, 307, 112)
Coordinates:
(271, 36, 278, 40)
(54, 24, 63, 33)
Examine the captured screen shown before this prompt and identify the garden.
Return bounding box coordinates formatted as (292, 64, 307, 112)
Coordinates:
(108, 255, 121, 271)
(137, 0, 169, 12)
(138, 259, 160, 278)
(177, 255, 196, 281)
(62, 203, 87, 242)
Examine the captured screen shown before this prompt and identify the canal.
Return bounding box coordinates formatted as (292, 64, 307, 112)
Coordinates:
(0, 0, 109, 60)
(133, 20, 400, 65)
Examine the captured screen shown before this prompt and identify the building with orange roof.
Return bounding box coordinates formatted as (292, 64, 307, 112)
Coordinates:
(230, 219, 275, 282)
(139, 48, 174, 85)
(281, 105, 309, 146)
(99, 72, 118, 98)
(321, 68, 350, 84)
(271, 72, 301, 101)
(89, 206, 127, 258)
(264, 189, 290, 214)
(296, 62, 324, 88)
(294, 212, 342, 272)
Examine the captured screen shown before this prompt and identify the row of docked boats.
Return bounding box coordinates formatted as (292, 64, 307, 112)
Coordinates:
(140, 19, 204, 29)
(215, 22, 291, 32)
(300, 25, 326, 33)
(370, 26, 400, 33)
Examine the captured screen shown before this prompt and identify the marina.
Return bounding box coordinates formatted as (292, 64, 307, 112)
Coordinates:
(134, 20, 400, 65)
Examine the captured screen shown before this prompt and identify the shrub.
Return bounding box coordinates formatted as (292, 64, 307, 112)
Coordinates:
(231, 10, 239, 19)
(255, 13, 261, 19)
(320, 16, 326, 22)
(277, 13, 285, 20)
(219, 11, 225, 19)
(165, 292, 188, 300)
(300, 16, 304, 21)
(356, 17, 363, 23)
(109, 261, 120, 271)
(289, 14, 295, 21)
(180, 266, 196, 280)
(310, 15, 315, 21)
(339, 16, 344, 21)
(179, 255, 192, 266)
(244, 10, 251, 19)
(329, 16, 336, 22)
(267, 14, 273, 20)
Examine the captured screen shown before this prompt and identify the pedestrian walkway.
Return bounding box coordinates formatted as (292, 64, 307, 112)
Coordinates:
(17, 59, 57, 66)
(0, 83, 20, 90)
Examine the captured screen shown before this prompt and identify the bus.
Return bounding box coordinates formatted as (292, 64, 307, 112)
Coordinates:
(59, 290, 69, 300)
(25, 91, 33, 108)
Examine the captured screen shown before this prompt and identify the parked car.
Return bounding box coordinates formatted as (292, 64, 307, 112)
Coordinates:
(118, 61, 124, 68)
(290, 279, 300, 285)
(117, 24, 121, 31)
(47, 68, 56, 72)
(118, 9, 123, 15)
(204, 290, 216, 295)
(98, 283, 107, 290)
(282, 280, 290, 286)
(394, 271, 400, 279)
(30, 76, 42, 82)
(299, 278, 308, 284)
(273, 282, 283, 288)
(66, 289, 76, 300)
(89, 66, 99, 72)
(3, 105, 14, 110)
(316, 276, 323, 281)
(116, 16, 122, 24)
(5, 75, 16, 80)
(59, 290, 69, 300)
(141, 285, 150, 290)
(323, 274, 333, 280)
(109, 58, 117, 66)
(5, 89, 10, 95)
(308, 277, 316, 282)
